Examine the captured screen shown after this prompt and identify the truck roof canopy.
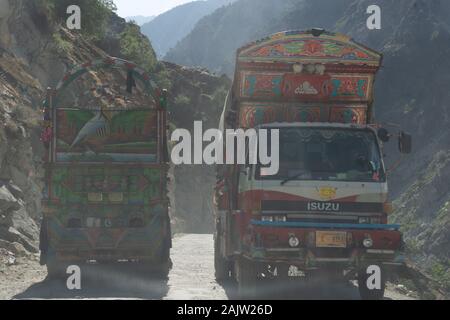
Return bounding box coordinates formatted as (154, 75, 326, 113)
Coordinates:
(229, 30, 383, 128)
(237, 29, 382, 68)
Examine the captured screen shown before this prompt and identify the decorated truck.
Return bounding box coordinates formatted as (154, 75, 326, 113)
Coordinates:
(39, 57, 171, 278)
(214, 29, 412, 299)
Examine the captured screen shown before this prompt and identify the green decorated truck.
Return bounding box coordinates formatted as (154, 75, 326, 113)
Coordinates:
(39, 57, 171, 278)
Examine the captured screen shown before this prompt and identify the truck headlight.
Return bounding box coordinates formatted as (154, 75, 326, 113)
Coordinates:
(363, 237, 374, 248)
(289, 236, 300, 248)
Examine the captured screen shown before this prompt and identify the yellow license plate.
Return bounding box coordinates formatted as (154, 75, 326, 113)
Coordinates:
(316, 231, 347, 248)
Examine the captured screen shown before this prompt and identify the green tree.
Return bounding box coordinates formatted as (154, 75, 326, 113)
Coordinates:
(119, 23, 157, 72)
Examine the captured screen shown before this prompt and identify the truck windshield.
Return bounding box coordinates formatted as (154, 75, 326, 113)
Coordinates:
(257, 127, 385, 183)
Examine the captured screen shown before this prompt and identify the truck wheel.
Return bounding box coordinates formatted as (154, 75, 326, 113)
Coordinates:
(214, 233, 230, 281)
(358, 266, 386, 300)
(236, 258, 258, 299)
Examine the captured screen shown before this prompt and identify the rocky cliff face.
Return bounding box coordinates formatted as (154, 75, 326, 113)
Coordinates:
(0, 0, 47, 259)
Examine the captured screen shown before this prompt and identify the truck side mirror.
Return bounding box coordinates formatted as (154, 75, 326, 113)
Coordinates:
(398, 132, 412, 154)
(377, 128, 390, 142)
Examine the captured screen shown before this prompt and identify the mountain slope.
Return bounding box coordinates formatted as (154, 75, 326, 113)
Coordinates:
(125, 15, 155, 26)
(334, 0, 450, 292)
(141, 0, 236, 58)
(165, 0, 357, 74)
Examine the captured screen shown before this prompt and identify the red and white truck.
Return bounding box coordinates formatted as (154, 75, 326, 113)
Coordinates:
(214, 29, 411, 299)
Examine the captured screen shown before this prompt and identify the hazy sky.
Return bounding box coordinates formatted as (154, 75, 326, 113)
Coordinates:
(114, 0, 199, 17)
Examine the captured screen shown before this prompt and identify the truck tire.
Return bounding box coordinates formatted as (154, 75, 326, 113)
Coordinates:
(236, 258, 258, 299)
(358, 266, 386, 300)
(214, 233, 230, 281)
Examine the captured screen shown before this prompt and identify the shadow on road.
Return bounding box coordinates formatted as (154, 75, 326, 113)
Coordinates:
(220, 278, 384, 300)
(14, 264, 169, 300)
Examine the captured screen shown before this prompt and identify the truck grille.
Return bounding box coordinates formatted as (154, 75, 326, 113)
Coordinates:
(262, 200, 382, 213)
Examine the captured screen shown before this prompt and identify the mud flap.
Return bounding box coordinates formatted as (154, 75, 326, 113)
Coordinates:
(236, 257, 259, 299)
(39, 218, 49, 266)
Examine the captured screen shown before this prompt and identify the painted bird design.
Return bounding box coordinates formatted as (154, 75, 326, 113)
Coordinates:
(70, 110, 112, 152)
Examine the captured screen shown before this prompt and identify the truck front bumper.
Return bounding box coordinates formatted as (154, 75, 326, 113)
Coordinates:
(245, 220, 405, 270)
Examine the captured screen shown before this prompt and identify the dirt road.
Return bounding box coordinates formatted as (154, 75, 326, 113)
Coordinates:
(2, 234, 416, 300)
